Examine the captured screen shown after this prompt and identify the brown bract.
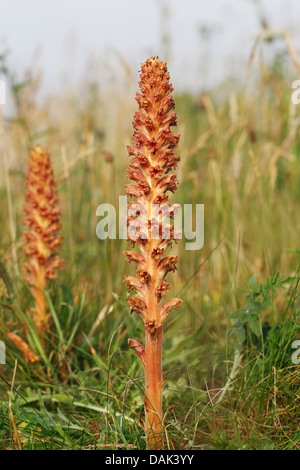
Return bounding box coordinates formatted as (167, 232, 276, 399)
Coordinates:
(7, 331, 38, 363)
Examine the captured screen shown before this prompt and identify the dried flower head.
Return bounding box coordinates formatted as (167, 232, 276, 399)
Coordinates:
(124, 57, 182, 449)
(23, 145, 63, 333)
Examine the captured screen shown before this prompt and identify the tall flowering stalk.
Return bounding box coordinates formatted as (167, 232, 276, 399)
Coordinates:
(124, 57, 182, 449)
(23, 145, 63, 337)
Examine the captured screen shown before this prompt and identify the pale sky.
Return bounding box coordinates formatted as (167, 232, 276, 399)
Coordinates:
(1, 0, 300, 95)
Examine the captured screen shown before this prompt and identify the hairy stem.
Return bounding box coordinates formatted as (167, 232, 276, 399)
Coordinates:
(145, 326, 163, 448)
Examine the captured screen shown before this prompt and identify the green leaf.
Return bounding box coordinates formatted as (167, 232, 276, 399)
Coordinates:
(235, 325, 246, 343)
(247, 315, 261, 338)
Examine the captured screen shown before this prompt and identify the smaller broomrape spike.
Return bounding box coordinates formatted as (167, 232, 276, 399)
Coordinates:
(23, 145, 63, 336)
(124, 57, 182, 449)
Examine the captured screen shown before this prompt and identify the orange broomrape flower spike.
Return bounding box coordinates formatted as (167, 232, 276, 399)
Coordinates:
(23, 145, 63, 336)
(124, 57, 182, 449)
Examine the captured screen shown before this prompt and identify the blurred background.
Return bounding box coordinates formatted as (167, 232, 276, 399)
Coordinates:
(1, 0, 300, 100)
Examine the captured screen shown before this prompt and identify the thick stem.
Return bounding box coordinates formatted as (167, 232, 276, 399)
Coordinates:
(145, 325, 163, 449)
(144, 234, 164, 449)
(31, 269, 48, 339)
(31, 287, 47, 332)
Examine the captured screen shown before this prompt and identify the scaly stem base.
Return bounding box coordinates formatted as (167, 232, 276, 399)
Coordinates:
(145, 326, 163, 450)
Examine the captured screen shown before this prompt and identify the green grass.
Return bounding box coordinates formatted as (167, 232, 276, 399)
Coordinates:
(0, 42, 300, 449)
